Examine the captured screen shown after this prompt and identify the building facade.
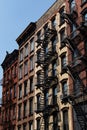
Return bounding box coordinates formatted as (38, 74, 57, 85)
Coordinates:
(1, 0, 87, 130)
(1, 50, 18, 130)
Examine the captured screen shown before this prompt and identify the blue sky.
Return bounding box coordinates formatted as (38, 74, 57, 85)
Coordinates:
(0, 0, 56, 97)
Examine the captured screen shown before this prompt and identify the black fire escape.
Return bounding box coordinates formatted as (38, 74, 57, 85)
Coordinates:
(1, 77, 15, 130)
(35, 26, 58, 130)
(61, 2, 87, 130)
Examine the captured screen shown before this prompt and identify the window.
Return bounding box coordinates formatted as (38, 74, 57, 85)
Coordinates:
(10, 106, 12, 120)
(29, 98, 33, 115)
(24, 61, 28, 75)
(63, 110, 69, 130)
(53, 114, 58, 130)
(18, 104, 22, 120)
(44, 24, 48, 33)
(37, 118, 40, 130)
(23, 124, 27, 130)
(13, 104, 16, 120)
(24, 43, 28, 57)
(52, 61, 56, 76)
(29, 121, 33, 130)
(19, 49, 23, 62)
(53, 87, 57, 104)
(30, 77, 34, 93)
(37, 72, 40, 85)
(19, 84, 22, 99)
(44, 117, 49, 130)
(70, 0, 75, 12)
(6, 90, 9, 101)
(82, 0, 87, 4)
(24, 102, 27, 118)
(71, 24, 77, 37)
(24, 80, 28, 96)
(37, 94, 40, 110)
(14, 84, 16, 98)
(44, 67, 48, 77)
(45, 44, 48, 55)
(19, 65, 23, 79)
(62, 81, 68, 96)
(60, 29, 65, 47)
(18, 125, 21, 130)
(61, 54, 66, 72)
(59, 7, 65, 25)
(84, 40, 87, 53)
(30, 38, 34, 52)
(14, 64, 17, 77)
(52, 36, 57, 52)
(45, 91, 48, 106)
(83, 12, 87, 22)
(37, 31, 41, 46)
(37, 50, 40, 62)
(51, 16, 56, 28)
(10, 87, 12, 99)
(30, 56, 34, 71)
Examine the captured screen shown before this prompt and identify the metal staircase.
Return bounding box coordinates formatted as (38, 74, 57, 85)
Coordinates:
(73, 103, 87, 130)
(35, 25, 58, 130)
(61, 2, 87, 129)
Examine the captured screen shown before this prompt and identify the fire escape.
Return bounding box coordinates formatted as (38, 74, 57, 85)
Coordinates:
(1, 77, 15, 130)
(35, 26, 58, 130)
(61, 2, 87, 130)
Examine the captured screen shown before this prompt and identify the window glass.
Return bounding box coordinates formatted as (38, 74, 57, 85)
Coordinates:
(59, 7, 64, 24)
(29, 98, 33, 115)
(30, 56, 34, 71)
(19, 49, 23, 61)
(19, 84, 22, 98)
(30, 38, 34, 52)
(25, 43, 28, 57)
(24, 80, 28, 96)
(19, 65, 23, 79)
(62, 81, 68, 96)
(30, 77, 34, 92)
(24, 61, 28, 75)
(63, 110, 69, 130)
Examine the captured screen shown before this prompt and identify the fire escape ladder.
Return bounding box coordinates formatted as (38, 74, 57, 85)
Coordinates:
(44, 28, 57, 42)
(45, 75, 58, 88)
(36, 69, 45, 91)
(35, 93, 45, 114)
(39, 93, 45, 112)
(36, 38, 44, 47)
(72, 102, 87, 130)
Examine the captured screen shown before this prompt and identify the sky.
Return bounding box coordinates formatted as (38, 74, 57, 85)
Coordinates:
(0, 0, 56, 98)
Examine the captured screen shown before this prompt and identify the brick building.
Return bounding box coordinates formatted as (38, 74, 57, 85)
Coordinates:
(1, 0, 87, 130)
(1, 49, 18, 130)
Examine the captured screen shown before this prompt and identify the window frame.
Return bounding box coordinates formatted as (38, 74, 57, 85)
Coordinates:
(30, 38, 34, 53)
